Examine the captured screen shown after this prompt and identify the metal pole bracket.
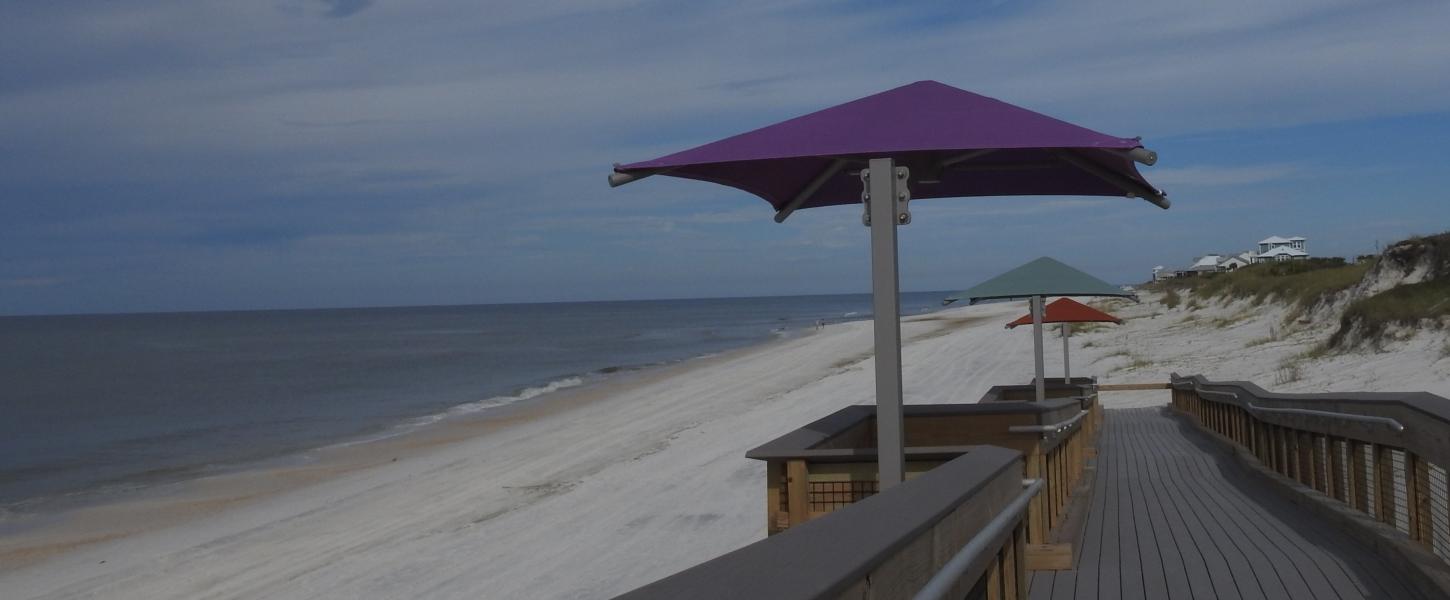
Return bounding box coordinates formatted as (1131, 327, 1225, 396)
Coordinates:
(860, 166, 911, 226)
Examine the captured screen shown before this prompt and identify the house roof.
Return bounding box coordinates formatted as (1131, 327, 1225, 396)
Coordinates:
(1258, 246, 1308, 257)
(1191, 255, 1222, 268)
(1005, 298, 1123, 329)
(1259, 236, 1291, 244)
(944, 257, 1135, 304)
(1288, 236, 1306, 241)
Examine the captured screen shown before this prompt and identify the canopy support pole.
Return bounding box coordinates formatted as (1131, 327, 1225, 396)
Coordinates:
(866, 157, 906, 488)
(1063, 322, 1072, 381)
(1032, 295, 1046, 402)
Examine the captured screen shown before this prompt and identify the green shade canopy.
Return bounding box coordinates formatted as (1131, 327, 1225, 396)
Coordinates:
(944, 257, 1136, 305)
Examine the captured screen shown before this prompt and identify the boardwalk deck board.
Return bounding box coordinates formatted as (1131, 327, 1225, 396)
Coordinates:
(1029, 407, 1424, 599)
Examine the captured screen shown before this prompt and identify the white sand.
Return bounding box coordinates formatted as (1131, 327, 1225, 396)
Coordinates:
(1073, 292, 1450, 400)
(3, 294, 1446, 599)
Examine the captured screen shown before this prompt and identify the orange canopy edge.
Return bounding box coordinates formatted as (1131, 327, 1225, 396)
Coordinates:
(1005, 297, 1123, 329)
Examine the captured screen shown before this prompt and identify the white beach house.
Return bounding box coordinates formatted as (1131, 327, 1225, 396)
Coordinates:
(1254, 235, 1309, 261)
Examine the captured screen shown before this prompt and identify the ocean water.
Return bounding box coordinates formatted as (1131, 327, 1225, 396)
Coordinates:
(0, 293, 948, 513)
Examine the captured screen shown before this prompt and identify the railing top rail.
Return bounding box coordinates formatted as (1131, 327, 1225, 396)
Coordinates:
(745, 400, 1081, 460)
(1170, 373, 1448, 415)
(614, 446, 1024, 600)
(1170, 373, 1450, 464)
(1190, 385, 1407, 432)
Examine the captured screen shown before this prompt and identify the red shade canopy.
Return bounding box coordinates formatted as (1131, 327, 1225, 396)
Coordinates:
(1005, 297, 1122, 329)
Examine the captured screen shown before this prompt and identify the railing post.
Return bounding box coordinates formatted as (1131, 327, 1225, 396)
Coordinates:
(1014, 523, 1028, 600)
(1003, 524, 1019, 600)
(1375, 446, 1395, 526)
(1304, 433, 1316, 489)
(767, 460, 785, 534)
(1284, 429, 1296, 480)
(987, 551, 1003, 600)
(1026, 445, 1044, 544)
(1328, 438, 1346, 502)
(1311, 435, 1325, 492)
(787, 459, 810, 527)
(1351, 441, 1369, 512)
(1411, 453, 1432, 546)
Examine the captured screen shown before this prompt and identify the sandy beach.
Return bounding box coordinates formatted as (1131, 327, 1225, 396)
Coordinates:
(3, 295, 1448, 599)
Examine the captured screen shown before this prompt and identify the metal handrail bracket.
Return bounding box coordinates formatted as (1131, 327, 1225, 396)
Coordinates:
(912, 478, 1045, 600)
(1008, 410, 1087, 434)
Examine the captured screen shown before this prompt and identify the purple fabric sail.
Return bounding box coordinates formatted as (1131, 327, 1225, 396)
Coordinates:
(613, 80, 1165, 214)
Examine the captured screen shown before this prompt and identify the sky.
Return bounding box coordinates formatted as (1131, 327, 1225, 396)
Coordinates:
(3, 0, 1450, 316)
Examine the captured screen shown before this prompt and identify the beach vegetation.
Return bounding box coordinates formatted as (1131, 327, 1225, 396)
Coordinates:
(1161, 288, 1181, 309)
(1246, 325, 1281, 348)
(1211, 309, 1254, 329)
(1328, 279, 1450, 348)
(1190, 258, 1368, 310)
(1274, 359, 1304, 386)
(1245, 336, 1274, 348)
(1327, 231, 1450, 349)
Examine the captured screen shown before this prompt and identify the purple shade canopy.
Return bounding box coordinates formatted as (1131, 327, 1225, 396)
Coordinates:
(612, 80, 1166, 215)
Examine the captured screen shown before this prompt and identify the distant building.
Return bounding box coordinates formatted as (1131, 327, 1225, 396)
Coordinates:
(1190, 255, 1223, 274)
(1256, 245, 1309, 262)
(1255, 236, 1308, 261)
(1161, 235, 1311, 279)
(1218, 254, 1251, 271)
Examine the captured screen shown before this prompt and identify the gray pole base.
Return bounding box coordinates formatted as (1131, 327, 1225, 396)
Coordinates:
(1063, 322, 1072, 381)
(1032, 295, 1046, 402)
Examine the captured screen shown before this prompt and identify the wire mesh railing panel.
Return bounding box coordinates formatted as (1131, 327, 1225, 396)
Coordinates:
(1364, 444, 1378, 518)
(1431, 463, 1450, 560)
(807, 480, 878, 512)
(1392, 449, 1411, 534)
(1336, 439, 1351, 503)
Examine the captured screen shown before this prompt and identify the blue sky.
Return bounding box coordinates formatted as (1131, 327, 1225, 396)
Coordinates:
(3, 0, 1449, 315)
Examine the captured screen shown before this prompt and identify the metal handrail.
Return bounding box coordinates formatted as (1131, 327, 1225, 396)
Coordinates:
(912, 478, 1044, 600)
(1008, 410, 1087, 434)
(1193, 387, 1406, 433)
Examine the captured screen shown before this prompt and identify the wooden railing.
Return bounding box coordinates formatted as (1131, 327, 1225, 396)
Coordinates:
(1170, 374, 1450, 566)
(615, 446, 1034, 600)
(746, 390, 1097, 556)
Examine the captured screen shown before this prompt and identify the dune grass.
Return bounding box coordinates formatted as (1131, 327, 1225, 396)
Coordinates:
(1161, 288, 1181, 309)
(1188, 259, 1370, 309)
(1329, 279, 1450, 347)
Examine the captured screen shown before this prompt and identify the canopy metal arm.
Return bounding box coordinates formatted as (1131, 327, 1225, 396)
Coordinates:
(608, 166, 668, 188)
(1121, 147, 1158, 166)
(774, 159, 848, 223)
(1051, 149, 1170, 209)
(939, 149, 997, 169)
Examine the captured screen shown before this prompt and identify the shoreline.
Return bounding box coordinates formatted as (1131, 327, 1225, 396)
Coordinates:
(0, 322, 824, 570)
(0, 301, 1039, 599)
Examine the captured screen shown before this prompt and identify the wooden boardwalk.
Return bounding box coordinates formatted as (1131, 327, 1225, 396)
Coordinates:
(1029, 407, 1424, 600)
